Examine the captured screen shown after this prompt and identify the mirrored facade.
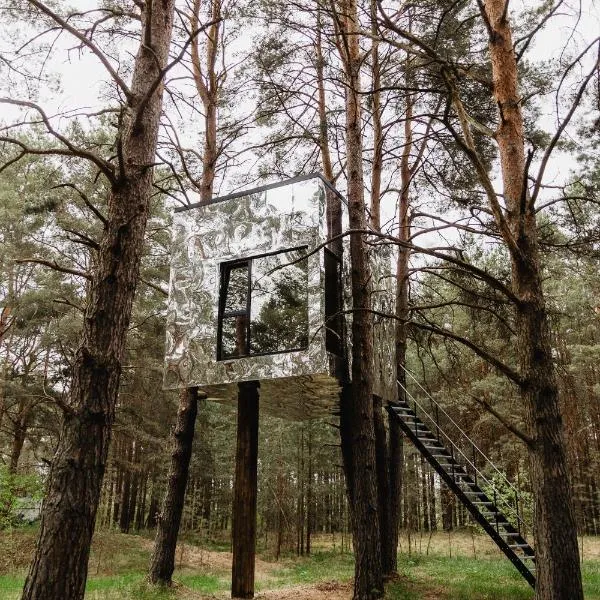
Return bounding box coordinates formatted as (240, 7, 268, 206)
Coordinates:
(164, 174, 396, 419)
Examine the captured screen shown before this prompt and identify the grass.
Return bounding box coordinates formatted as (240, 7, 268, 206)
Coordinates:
(393, 554, 533, 599)
(1, 529, 599, 598)
(261, 550, 355, 589)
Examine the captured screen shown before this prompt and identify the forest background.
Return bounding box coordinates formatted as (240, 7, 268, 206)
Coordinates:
(0, 0, 599, 598)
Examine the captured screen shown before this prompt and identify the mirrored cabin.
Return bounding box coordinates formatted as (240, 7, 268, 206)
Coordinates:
(164, 174, 395, 419)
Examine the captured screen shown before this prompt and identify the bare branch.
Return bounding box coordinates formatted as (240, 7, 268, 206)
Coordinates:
(133, 18, 222, 131)
(15, 258, 91, 280)
(28, 0, 132, 99)
(411, 319, 524, 386)
(141, 277, 168, 297)
(471, 395, 533, 447)
(0, 101, 115, 182)
(52, 183, 107, 226)
(529, 40, 600, 209)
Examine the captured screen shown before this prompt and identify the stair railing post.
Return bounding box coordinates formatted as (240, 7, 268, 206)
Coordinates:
(472, 444, 477, 487)
(435, 404, 440, 443)
(515, 490, 521, 536)
(412, 399, 416, 438)
(494, 489, 499, 534)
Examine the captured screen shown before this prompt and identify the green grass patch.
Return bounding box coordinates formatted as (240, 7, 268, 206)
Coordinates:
(2, 531, 599, 599)
(582, 560, 600, 600)
(177, 572, 225, 593)
(86, 573, 144, 592)
(397, 554, 533, 599)
(88, 532, 152, 576)
(85, 580, 178, 600)
(0, 574, 24, 599)
(262, 550, 354, 590)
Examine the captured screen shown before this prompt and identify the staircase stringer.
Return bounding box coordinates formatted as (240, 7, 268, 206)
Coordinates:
(386, 401, 536, 589)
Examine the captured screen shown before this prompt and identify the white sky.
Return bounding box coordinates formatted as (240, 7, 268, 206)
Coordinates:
(1, 0, 598, 216)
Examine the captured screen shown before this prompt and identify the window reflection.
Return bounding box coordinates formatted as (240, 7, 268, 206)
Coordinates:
(250, 249, 308, 354)
(224, 264, 248, 313)
(219, 262, 249, 359)
(324, 248, 343, 355)
(217, 248, 309, 359)
(221, 315, 248, 358)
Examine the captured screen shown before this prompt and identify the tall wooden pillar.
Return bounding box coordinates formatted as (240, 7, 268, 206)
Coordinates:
(231, 381, 259, 599)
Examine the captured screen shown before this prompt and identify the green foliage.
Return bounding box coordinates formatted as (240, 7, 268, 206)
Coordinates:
(0, 465, 44, 529)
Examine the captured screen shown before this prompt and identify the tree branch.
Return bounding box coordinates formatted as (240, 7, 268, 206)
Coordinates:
(528, 40, 600, 210)
(28, 0, 132, 99)
(471, 395, 533, 447)
(0, 102, 115, 182)
(15, 258, 91, 280)
(411, 319, 524, 386)
(52, 183, 107, 225)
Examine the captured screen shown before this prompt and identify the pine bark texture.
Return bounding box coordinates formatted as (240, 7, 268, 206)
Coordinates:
(231, 382, 260, 599)
(148, 2, 222, 580)
(191, 0, 221, 204)
(338, 0, 383, 595)
(149, 388, 200, 585)
(373, 396, 393, 575)
(483, 2, 583, 598)
(21, 3, 175, 599)
(389, 89, 413, 572)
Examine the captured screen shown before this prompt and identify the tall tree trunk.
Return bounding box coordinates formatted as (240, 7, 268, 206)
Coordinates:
(148, 0, 223, 577)
(127, 442, 140, 532)
(374, 396, 393, 574)
(231, 382, 259, 599)
(306, 423, 313, 556)
(9, 407, 29, 474)
(191, 0, 221, 202)
(113, 440, 123, 527)
(149, 388, 200, 584)
(337, 0, 383, 595)
(368, 0, 383, 230)
(21, 4, 175, 599)
(367, 7, 395, 575)
(482, 2, 583, 598)
(119, 441, 133, 533)
(428, 471, 437, 531)
(391, 78, 414, 574)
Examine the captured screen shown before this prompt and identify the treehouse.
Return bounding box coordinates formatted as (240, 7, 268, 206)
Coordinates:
(163, 176, 536, 597)
(163, 174, 396, 419)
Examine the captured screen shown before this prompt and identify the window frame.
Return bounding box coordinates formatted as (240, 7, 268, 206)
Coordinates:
(216, 246, 310, 361)
(216, 258, 252, 360)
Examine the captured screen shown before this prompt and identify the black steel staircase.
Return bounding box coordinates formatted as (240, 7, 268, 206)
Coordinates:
(387, 375, 536, 588)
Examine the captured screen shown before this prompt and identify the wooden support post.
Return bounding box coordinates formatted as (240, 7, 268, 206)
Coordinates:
(231, 381, 259, 599)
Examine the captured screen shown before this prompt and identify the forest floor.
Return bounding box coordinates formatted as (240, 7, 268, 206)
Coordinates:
(1, 528, 600, 599)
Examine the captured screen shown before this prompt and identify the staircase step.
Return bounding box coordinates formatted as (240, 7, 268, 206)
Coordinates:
(387, 401, 535, 588)
(437, 464, 465, 471)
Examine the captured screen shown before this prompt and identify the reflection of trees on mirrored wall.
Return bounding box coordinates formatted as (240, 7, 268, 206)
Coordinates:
(251, 250, 308, 354)
(220, 263, 250, 359)
(219, 248, 308, 358)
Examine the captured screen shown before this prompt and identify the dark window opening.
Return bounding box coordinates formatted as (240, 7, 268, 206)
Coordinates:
(217, 248, 309, 360)
(218, 261, 250, 359)
(324, 248, 343, 356)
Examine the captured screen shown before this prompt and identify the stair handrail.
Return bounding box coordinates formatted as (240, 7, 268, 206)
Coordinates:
(396, 374, 531, 533)
(398, 364, 525, 502)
